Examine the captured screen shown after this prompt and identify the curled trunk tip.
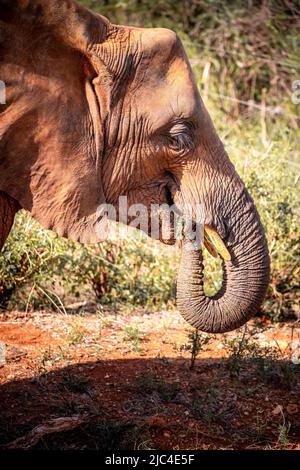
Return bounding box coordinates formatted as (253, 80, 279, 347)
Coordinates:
(177, 231, 270, 334)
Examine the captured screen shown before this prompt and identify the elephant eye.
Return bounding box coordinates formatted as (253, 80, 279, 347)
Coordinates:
(169, 134, 189, 151)
(168, 122, 194, 153)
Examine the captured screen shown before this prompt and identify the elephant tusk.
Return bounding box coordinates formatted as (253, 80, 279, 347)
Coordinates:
(203, 230, 218, 258)
(204, 225, 231, 261)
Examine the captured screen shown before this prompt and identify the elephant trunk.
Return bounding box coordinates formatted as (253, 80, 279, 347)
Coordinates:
(176, 186, 270, 333)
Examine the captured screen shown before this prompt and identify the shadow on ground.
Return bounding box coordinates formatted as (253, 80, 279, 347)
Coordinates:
(0, 356, 299, 450)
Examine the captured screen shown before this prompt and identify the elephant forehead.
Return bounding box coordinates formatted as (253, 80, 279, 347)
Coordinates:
(129, 26, 179, 58)
(126, 26, 189, 79)
(166, 57, 200, 112)
(127, 28, 201, 121)
(133, 60, 201, 127)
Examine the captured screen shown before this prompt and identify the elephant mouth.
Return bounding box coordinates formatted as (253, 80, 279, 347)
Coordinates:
(163, 180, 231, 260)
(123, 173, 233, 259)
(157, 179, 185, 245)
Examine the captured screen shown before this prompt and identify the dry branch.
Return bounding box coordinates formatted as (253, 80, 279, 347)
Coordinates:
(5, 414, 90, 449)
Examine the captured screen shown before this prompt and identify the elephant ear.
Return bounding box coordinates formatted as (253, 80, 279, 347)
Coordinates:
(0, 0, 115, 243)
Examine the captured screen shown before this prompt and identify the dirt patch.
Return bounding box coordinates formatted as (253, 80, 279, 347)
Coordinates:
(0, 309, 299, 450)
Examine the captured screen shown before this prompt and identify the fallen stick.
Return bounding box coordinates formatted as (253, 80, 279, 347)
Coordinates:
(5, 414, 90, 450)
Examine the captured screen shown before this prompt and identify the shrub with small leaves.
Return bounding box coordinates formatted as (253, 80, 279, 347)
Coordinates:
(180, 329, 211, 370)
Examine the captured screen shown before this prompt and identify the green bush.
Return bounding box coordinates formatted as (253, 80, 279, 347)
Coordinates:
(0, 216, 61, 309)
(0, 1, 299, 319)
(0, 214, 177, 311)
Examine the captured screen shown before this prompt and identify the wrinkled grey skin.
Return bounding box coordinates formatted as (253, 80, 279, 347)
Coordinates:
(0, 0, 270, 333)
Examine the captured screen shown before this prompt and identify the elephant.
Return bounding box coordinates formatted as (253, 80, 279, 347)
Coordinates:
(0, 0, 270, 333)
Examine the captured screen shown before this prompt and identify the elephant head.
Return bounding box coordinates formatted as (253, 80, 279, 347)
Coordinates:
(0, 0, 270, 332)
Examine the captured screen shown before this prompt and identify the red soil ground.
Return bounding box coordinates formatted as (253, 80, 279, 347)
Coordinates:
(0, 308, 299, 450)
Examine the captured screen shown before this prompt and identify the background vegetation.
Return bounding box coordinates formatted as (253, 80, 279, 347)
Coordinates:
(0, 0, 299, 321)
